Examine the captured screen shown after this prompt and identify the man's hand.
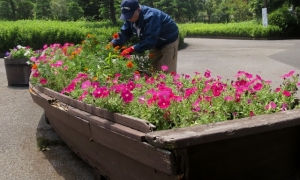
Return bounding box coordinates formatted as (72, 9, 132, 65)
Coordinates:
(121, 46, 134, 56)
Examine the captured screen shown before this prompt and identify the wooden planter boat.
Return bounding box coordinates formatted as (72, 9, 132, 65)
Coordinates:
(29, 83, 300, 180)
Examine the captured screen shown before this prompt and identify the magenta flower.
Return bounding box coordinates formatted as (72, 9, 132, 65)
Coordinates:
(111, 84, 126, 93)
(121, 89, 133, 103)
(134, 73, 140, 80)
(32, 70, 40, 77)
(184, 87, 197, 99)
(115, 73, 121, 78)
(161, 65, 168, 72)
(265, 102, 277, 110)
(224, 96, 233, 101)
(40, 78, 47, 85)
(282, 90, 291, 97)
(138, 96, 146, 104)
(157, 97, 170, 109)
(91, 82, 100, 88)
(281, 70, 295, 78)
(204, 69, 211, 78)
(253, 83, 263, 91)
(81, 80, 91, 90)
(64, 82, 76, 93)
(79, 91, 88, 101)
(281, 103, 288, 111)
(126, 81, 136, 91)
(250, 111, 255, 117)
(275, 88, 281, 92)
(63, 66, 68, 71)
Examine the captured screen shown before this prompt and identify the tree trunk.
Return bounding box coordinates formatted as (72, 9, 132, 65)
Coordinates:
(8, 0, 16, 20)
(109, 0, 116, 24)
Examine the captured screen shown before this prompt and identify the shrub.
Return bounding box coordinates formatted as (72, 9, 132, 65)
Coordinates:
(268, 6, 299, 37)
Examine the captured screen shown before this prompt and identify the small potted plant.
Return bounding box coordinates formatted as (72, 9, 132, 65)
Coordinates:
(4, 45, 37, 86)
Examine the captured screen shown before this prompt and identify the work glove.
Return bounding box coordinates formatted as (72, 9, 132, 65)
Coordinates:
(121, 46, 134, 56)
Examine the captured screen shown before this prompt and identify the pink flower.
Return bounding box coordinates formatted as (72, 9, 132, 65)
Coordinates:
(157, 98, 170, 109)
(266, 102, 277, 110)
(81, 80, 91, 90)
(253, 83, 263, 91)
(275, 88, 281, 92)
(91, 82, 100, 88)
(184, 87, 197, 99)
(281, 103, 288, 111)
(224, 96, 233, 101)
(40, 78, 47, 85)
(126, 81, 136, 91)
(204, 69, 211, 78)
(161, 65, 168, 72)
(79, 91, 88, 101)
(138, 96, 146, 104)
(250, 111, 255, 117)
(32, 70, 40, 77)
(134, 74, 140, 80)
(281, 70, 295, 78)
(121, 89, 133, 103)
(64, 82, 76, 93)
(282, 90, 291, 97)
(63, 66, 68, 71)
(93, 87, 109, 98)
(111, 84, 126, 93)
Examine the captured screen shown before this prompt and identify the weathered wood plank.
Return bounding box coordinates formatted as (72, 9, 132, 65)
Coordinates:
(145, 109, 300, 149)
(89, 122, 176, 175)
(68, 107, 145, 142)
(47, 113, 180, 180)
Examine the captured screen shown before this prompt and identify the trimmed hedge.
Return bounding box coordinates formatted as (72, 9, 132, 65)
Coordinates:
(0, 20, 281, 53)
(178, 22, 282, 38)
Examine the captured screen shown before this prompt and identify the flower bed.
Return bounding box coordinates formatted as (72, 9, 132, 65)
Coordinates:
(28, 34, 300, 179)
(29, 34, 300, 130)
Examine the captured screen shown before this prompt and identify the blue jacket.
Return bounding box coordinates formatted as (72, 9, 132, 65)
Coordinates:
(112, 5, 179, 53)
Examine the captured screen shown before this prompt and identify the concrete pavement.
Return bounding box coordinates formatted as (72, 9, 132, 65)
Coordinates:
(0, 38, 300, 179)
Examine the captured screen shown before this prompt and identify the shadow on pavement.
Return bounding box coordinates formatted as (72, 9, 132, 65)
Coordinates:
(35, 114, 94, 180)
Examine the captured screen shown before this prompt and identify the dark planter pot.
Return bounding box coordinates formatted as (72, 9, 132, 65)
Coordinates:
(4, 57, 31, 86)
(29, 84, 300, 180)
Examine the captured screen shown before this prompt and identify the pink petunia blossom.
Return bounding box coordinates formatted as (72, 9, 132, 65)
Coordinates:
(161, 65, 168, 72)
(204, 70, 211, 78)
(275, 87, 281, 92)
(157, 97, 170, 109)
(253, 83, 263, 91)
(265, 101, 277, 110)
(281, 103, 288, 111)
(121, 89, 133, 103)
(81, 80, 91, 90)
(40, 78, 47, 85)
(224, 96, 234, 101)
(250, 111, 255, 117)
(32, 70, 40, 77)
(78, 91, 88, 101)
(281, 70, 295, 79)
(126, 81, 136, 91)
(282, 90, 291, 97)
(91, 81, 100, 88)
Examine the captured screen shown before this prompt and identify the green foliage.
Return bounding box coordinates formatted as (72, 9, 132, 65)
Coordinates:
(268, 6, 299, 36)
(67, 1, 84, 21)
(178, 21, 282, 38)
(35, 0, 52, 19)
(16, 1, 34, 20)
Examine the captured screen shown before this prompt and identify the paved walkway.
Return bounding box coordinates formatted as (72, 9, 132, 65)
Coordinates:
(0, 38, 300, 179)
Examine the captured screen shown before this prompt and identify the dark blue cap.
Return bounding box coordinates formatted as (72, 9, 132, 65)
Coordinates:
(120, 0, 139, 20)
